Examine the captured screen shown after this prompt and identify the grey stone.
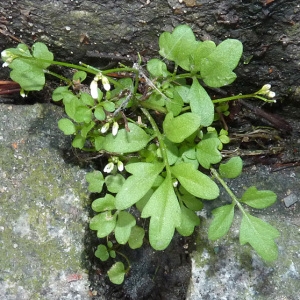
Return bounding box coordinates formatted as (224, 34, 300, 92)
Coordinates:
(0, 103, 92, 300)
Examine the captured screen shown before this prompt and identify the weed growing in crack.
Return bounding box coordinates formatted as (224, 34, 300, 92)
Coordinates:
(2, 24, 279, 284)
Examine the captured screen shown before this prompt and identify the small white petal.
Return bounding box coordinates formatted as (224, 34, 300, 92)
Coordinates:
(173, 180, 178, 188)
(112, 122, 119, 136)
(90, 80, 99, 99)
(2, 62, 9, 67)
(117, 161, 124, 172)
(104, 162, 114, 173)
(20, 89, 27, 98)
(262, 84, 271, 91)
(100, 123, 110, 133)
(267, 91, 276, 98)
(102, 76, 111, 91)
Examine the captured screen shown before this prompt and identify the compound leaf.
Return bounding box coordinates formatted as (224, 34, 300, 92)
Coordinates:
(92, 194, 116, 212)
(128, 226, 145, 249)
(89, 211, 117, 238)
(240, 212, 280, 261)
(241, 186, 277, 209)
(95, 244, 109, 261)
(189, 78, 214, 126)
(115, 162, 164, 210)
(208, 203, 235, 241)
(86, 171, 105, 193)
(115, 211, 136, 245)
(107, 262, 126, 285)
(171, 163, 219, 200)
(176, 204, 200, 236)
(163, 112, 201, 143)
(219, 156, 243, 179)
(200, 39, 243, 87)
(159, 25, 198, 71)
(196, 137, 222, 169)
(102, 123, 150, 154)
(141, 175, 181, 250)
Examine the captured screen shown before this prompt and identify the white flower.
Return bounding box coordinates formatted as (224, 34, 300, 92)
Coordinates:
(2, 62, 9, 68)
(100, 123, 110, 134)
(102, 76, 111, 91)
(266, 91, 276, 98)
(104, 162, 114, 173)
(20, 89, 27, 98)
(261, 84, 271, 93)
(112, 121, 119, 136)
(90, 79, 99, 99)
(117, 160, 124, 172)
(172, 180, 178, 188)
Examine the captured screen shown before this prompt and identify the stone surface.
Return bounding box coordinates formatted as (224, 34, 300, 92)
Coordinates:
(1, 1, 300, 104)
(0, 103, 92, 299)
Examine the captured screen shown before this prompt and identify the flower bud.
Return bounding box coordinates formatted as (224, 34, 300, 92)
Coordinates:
(90, 79, 99, 99)
(100, 123, 110, 134)
(266, 91, 276, 98)
(112, 121, 119, 136)
(117, 160, 124, 172)
(102, 76, 111, 91)
(104, 162, 114, 173)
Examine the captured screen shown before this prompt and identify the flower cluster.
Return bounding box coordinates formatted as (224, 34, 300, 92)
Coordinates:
(90, 72, 111, 100)
(104, 156, 124, 173)
(256, 84, 276, 99)
(100, 121, 119, 136)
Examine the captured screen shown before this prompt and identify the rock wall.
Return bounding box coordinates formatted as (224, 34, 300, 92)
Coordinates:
(1, 1, 300, 104)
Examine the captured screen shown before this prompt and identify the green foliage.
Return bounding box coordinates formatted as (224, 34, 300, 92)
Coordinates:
(2, 24, 280, 284)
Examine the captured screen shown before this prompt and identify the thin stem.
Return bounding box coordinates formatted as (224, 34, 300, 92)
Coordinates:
(141, 108, 171, 174)
(115, 251, 131, 273)
(210, 167, 245, 213)
(212, 94, 275, 104)
(44, 70, 72, 85)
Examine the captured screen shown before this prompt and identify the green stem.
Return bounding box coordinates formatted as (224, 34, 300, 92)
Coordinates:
(210, 168, 245, 214)
(115, 251, 131, 273)
(44, 70, 72, 85)
(212, 94, 275, 104)
(141, 108, 171, 174)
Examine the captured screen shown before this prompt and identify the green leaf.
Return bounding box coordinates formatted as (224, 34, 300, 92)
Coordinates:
(94, 136, 105, 151)
(9, 42, 53, 91)
(196, 138, 222, 169)
(141, 175, 181, 250)
(147, 58, 171, 77)
(52, 86, 70, 101)
(115, 162, 164, 210)
(176, 204, 200, 236)
(86, 171, 105, 193)
(115, 211, 136, 244)
(73, 71, 87, 82)
(92, 194, 116, 212)
(105, 174, 126, 193)
(190, 41, 216, 73)
(71, 134, 85, 149)
(57, 118, 76, 135)
(89, 211, 117, 238)
(240, 187, 277, 209)
(166, 89, 184, 116)
(159, 25, 198, 71)
(74, 106, 92, 123)
(80, 92, 94, 106)
(180, 192, 203, 211)
(174, 85, 190, 104)
(200, 39, 243, 87)
(102, 123, 150, 154)
(163, 112, 201, 143)
(208, 204, 235, 241)
(94, 106, 106, 120)
(171, 162, 219, 200)
(219, 156, 243, 179)
(80, 121, 95, 138)
(240, 213, 280, 261)
(95, 244, 109, 261)
(107, 262, 126, 285)
(189, 78, 214, 127)
(128, 226, 145, 249)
